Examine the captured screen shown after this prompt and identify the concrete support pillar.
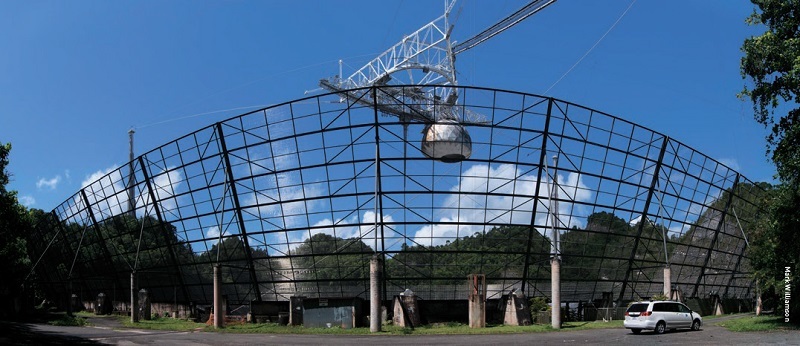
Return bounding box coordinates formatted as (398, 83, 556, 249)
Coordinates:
(213, 265, 224, 328)
(503, 291, 531, 326)
(393, 290, 420, 328)
(756, 294, 762, 316)
(138, 289, 151, 320)
(551, 258, 561, 329)
(289, 296, 305, 326)
(714, 295, 724, 316)
(131, 272, 138, 323)
(70, 294, 79, 313)
(67, 279, 73, 317)
(370, 255, 381, 333)
(468, 274, 486, 328)
(755, 280, 762, 316)
(663, 265, 672, 299)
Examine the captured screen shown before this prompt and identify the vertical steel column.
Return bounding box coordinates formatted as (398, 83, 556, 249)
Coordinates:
(550, 155, 561, 329)
(131, 271, 138, 323)
(616, 136, 668, 304)
(138, 156, 191, 303)
(370, 87, 384, 332)
(79, 189, 122, 290)
(213, 265, 223, 328)
(521, 97, 553, 295)
(215, 123, 263, 301)
(127, 129, 136, 217)
(691, 173, 739, 297)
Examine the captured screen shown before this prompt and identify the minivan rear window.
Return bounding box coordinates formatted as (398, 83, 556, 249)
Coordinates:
(653, 302, 677, 312)
(627, 303, 649, 312)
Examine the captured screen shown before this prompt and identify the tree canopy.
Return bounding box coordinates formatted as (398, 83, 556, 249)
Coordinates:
(740, 0, 800, 185)
(0, 143, 36, 318)
(740, 0, 799, 322)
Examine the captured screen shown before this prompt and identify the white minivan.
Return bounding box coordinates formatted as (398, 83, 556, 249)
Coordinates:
(624, 300, 702, 334)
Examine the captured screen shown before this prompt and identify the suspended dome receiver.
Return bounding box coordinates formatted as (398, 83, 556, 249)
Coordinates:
(421, 120, 472, 162)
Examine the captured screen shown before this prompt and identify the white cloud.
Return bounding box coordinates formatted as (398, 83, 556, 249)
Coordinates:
(238, 140, 324, 229)
(411, 163, 592, 247)
(81, 166, 119, 189)
(76, 165, 183, 221)
(206, 225, 229, 243)
(18, 195, 35, 206)
(79, 165, 126, 219)
(141, 167, 183, 216)
(717, 158, 741, 172)
(207, 226, 220, 238)
(36, 175, 61, 190)
(282, 211, 395, 253)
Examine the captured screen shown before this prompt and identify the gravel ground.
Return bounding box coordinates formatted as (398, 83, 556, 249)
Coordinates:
(4, 314, 798, 345)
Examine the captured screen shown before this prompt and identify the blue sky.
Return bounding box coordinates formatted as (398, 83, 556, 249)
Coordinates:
(1, 0, 773, 211)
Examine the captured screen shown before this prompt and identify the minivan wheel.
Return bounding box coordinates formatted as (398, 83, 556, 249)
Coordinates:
(691, 319, 701, 331)
(631, 328, 641, 334)
(655, 321, 666, 334)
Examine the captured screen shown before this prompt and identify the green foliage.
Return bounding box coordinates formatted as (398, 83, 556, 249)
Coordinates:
(47, 314, 87, 327)
(118, 315, 206, 330)
(718, 315, 800, 332)
(293, 233, 373, 283)
(0, 142, 37, 316)
(529, 296, 549, 312)
(650, 293, 668, 301)
(388, 225, 550, 283)
(740, 0, 800, 185)
(130, 315, 624, 334)
(560, 211, 675, 281)
(740, 0, 800, 323)
(749, 184, 800, 320)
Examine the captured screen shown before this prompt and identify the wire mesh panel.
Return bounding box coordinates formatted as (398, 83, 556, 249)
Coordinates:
(29, 86, 764, 308)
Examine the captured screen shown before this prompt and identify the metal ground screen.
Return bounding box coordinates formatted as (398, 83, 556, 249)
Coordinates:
(28, 86, 764, 307)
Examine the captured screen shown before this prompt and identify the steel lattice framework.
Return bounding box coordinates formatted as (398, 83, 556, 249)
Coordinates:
(28, 86, 764, 309)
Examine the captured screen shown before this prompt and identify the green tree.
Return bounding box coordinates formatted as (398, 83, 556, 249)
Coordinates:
(388, 225, 550, 284)
(293, 233, 372, 284)
(740, 0, 800, 322)
(0, 143, 35, 318)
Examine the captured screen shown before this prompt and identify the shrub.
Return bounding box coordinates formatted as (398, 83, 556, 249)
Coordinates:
(529, 297, 549, 312)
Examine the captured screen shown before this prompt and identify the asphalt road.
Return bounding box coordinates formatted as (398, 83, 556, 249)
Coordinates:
(3, 314, 798, 345)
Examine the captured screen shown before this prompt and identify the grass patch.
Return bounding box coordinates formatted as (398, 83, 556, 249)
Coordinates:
(717, 315, 800, 332)
(701, 313, 748, 320)
(118, 316, 207, 331)
(561, 319, 625, 330)
(47, 314, 87, 327)
(116, 318, 624, 335)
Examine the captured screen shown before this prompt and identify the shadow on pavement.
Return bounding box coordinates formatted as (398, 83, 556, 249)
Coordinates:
(0, 320, 100, 345)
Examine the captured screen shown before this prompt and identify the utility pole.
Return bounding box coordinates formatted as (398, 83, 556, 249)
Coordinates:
(549, 155, 561, 329)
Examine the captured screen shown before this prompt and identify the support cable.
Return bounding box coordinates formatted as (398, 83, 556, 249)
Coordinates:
(731, 206, 749, 248)
(132, 202, 150, 271)
(544, 0, 637, 94)
(23, 225, 63, 283)
(68, 223, 91, 280)
(215, 171, 230, 264)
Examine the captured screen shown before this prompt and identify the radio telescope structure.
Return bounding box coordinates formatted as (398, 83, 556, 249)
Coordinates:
(25, 1, 762, 321)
